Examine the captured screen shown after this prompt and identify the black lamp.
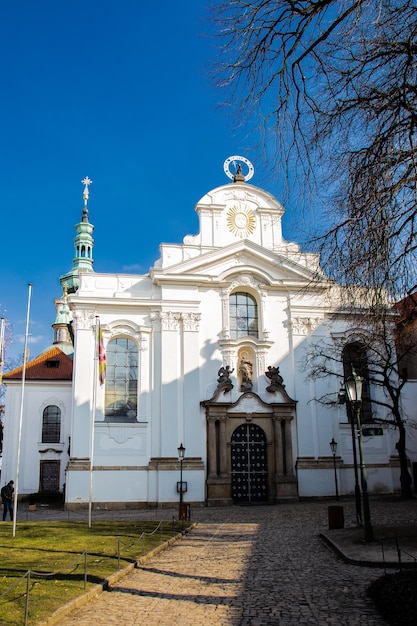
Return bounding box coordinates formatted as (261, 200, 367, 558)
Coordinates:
(177, 443, 185, 506)
(345, 368, 373, 542)
(329, 438, 339, 500)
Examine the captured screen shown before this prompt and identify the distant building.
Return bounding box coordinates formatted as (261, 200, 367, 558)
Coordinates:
(3, 347, 72, 493)
(394, 292, 417, 487)
(395, 292, 417, 380)
(3, 160, 415, 506)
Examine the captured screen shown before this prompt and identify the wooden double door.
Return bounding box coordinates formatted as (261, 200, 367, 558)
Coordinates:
(231, 423, 268, 503)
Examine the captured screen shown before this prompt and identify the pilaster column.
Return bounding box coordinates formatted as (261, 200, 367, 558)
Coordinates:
(219, 416, 228, 476)
(274, 417, 284, 475)
(70, 309, 95, 458)
(152, 311, 181, 457)
(207, 418, 217, 478)
(284, 418, 294, 475)
(221, 289, 230, 339)
(259, 287, 268, 340)
(137, 330, 150, 422)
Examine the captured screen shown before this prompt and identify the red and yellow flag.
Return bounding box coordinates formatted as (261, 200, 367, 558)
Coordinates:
(98, 323, 106, 385)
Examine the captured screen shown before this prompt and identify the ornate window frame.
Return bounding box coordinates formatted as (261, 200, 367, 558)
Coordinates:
(218, 274, 273, 388)
(220, 274, 269, 343)
(102, 320, 151, 423)
(41, 405, 61, 444)
(39, 396, 66, 445)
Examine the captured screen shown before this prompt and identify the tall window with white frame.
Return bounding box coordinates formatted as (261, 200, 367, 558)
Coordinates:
(42, 405, 61, 443)
(229, 292, 258, 339)
(105, 338, 138, 422)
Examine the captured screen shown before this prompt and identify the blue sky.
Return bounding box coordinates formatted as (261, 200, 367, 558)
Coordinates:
(1, 1, 307, 365)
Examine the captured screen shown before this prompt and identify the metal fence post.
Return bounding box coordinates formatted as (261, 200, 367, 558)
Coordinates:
(24, 571, 30, 626)
(84, 551, 88, 589)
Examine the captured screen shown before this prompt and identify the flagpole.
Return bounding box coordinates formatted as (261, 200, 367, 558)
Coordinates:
(0, 317, 5, 384)
(13, 283, 32, 538)
(88, 317, 99, 527)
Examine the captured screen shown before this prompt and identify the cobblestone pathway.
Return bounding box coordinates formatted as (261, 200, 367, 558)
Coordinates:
(55, 500, 396, 625)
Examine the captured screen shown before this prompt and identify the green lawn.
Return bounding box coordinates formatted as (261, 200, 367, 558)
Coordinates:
(0, 519, 188, 625)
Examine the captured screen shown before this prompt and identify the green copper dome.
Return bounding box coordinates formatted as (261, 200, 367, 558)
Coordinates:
(60, 177, 94, 294)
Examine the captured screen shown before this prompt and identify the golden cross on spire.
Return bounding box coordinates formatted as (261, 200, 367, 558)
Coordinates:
(81, 176, 93, 206)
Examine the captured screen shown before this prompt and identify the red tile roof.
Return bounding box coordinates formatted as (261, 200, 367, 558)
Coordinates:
(3, 347, 73, 381)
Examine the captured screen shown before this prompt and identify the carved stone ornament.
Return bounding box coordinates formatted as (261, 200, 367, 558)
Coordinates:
(138, 335, 148, 352)
(227, 205, 256, 238)
(229, 274, 261, 293)
(72, 309, 95, 330)
(181, 312, 201, 332)
(239, 355, 253, 392)
(106, 427, 136, 445)
(290, 316, 322, 336)
(150, 313, 162, 331)
(151, 311, 181, 331)
(151, 311, 200, 332)
(39, 396, 65, 419)
(217, 365, 234, 393)
(265, 366, 284, 393)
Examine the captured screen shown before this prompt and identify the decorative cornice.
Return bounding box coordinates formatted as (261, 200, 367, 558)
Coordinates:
(148, 457, 205, 471)
(39, 448, 63, 455)
(67, 458, 90, 470)
(296, 456, 344, 470)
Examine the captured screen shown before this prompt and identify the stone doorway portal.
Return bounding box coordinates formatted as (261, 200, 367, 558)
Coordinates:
(203, 390, 298, 505)
(231, 423, 268, 503)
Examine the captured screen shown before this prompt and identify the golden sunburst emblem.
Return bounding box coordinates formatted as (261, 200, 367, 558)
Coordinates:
(227, 205, 256, 238)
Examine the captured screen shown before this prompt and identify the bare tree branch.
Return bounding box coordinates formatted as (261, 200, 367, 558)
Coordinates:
(212, 0, 417, 297)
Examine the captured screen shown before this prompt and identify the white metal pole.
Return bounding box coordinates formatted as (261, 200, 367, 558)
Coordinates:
(0, 317, 5, 366)
(88, 317, 99, 527)
(0, 317, 5, 386)
(13, 283, 32, 537)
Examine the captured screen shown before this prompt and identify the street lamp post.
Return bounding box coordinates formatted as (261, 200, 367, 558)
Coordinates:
(339, 388, 362, 525)
(177, 443, 185, 518)
(345, 369, 374, 542)
(350, 409, 363, 526)
(329, 438, 339, 501)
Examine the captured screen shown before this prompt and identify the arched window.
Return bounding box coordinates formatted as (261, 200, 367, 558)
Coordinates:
(105, 338, 138, 422)
(42, 405, 61, 443)
(342, 342, 372, 423)
(229, 292, 258, 339)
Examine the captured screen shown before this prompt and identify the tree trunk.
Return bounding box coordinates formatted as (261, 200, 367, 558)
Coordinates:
(396, 420, 413, 498)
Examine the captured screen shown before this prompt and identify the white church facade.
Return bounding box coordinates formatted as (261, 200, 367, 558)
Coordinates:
(3, 159, 413, 508)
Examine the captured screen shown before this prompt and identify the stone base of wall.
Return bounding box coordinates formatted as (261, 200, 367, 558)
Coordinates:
(274, 474, 298, 501)
(64, 500, 205, 511)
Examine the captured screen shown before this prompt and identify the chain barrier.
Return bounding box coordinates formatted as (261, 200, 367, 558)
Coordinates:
(0, 519, 185, 625)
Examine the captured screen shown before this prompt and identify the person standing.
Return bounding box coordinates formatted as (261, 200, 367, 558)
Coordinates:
(1, 480, 14, 521)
